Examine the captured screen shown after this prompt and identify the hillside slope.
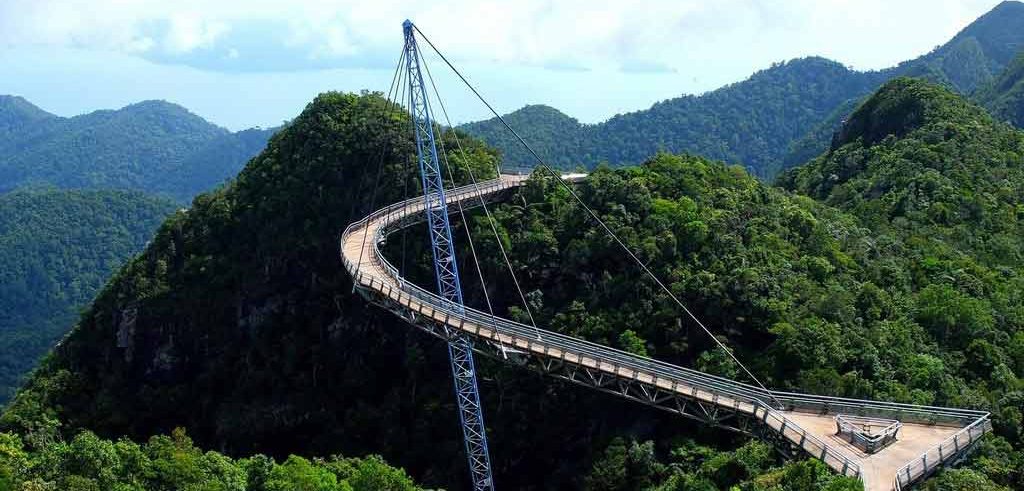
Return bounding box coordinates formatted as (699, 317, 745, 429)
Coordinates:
(0, 97, 273, 201)
(0, 188, 176, 402)
(978, 50, 1024, 126)
(776, 82, 1024, 475)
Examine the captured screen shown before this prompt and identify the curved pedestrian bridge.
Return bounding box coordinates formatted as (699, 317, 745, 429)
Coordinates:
(340, 174, 991, 491)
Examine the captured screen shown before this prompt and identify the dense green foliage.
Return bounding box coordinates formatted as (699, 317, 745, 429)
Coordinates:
(0, 426, 425, 491)
(775, 78, 1024, 488)
(0, 97, 273, 202)
(581, 439, 861, 491)
(0, 188, 175, 402)
(9, 80, 1024, 491)
(461, 1, 1024, 178)
(0, 91, 863, 491)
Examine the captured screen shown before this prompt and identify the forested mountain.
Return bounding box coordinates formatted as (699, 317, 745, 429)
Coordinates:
(462, 57, 883, 178)
(461, 1, 1024, 178)
(7, 82, 1024, 490)
(0, 188, 176, 402)
(0, 97, 273, 403)
(895, 0, 1024, 93)
(0, 97, 427, 491)
(0, 96, 274, 201)
(0, 92, 854, 491)
(935, 0, 1024, 88)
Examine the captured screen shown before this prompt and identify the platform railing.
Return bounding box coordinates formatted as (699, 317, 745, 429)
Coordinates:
(773, 392, 986, 427)
(893, 417, 993, 491)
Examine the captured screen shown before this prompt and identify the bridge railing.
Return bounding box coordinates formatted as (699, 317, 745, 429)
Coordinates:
(772, 392, 987, 427)
(340, 176, 991, 485)
(345, 261, 866, 481)
(361, 246, 776, 409)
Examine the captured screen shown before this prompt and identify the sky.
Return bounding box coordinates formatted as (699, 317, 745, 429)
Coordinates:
(0, 0, 1008, 130)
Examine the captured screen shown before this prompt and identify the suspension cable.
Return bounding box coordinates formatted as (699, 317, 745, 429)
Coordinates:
(432, 119, 501, 328)
(413, 23, 783, 408)
(398, 61, 412, 278)
(420, 52, 541, 338)
(348, 47, 404, 227)
(356, 48, 407, 279)
(415, 53, 507, 338)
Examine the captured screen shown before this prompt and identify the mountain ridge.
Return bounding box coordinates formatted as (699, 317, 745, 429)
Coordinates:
(0, 95, 275, 401)
(460, 1, 1024, 178)
(0, 96, 274, 202)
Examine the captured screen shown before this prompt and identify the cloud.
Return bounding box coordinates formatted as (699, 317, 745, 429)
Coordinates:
(0, 0, 1005, 74)
(164, 14, 230, 54)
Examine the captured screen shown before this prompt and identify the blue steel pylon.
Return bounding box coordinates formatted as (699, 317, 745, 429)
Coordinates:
(402, 20, 495, 491)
